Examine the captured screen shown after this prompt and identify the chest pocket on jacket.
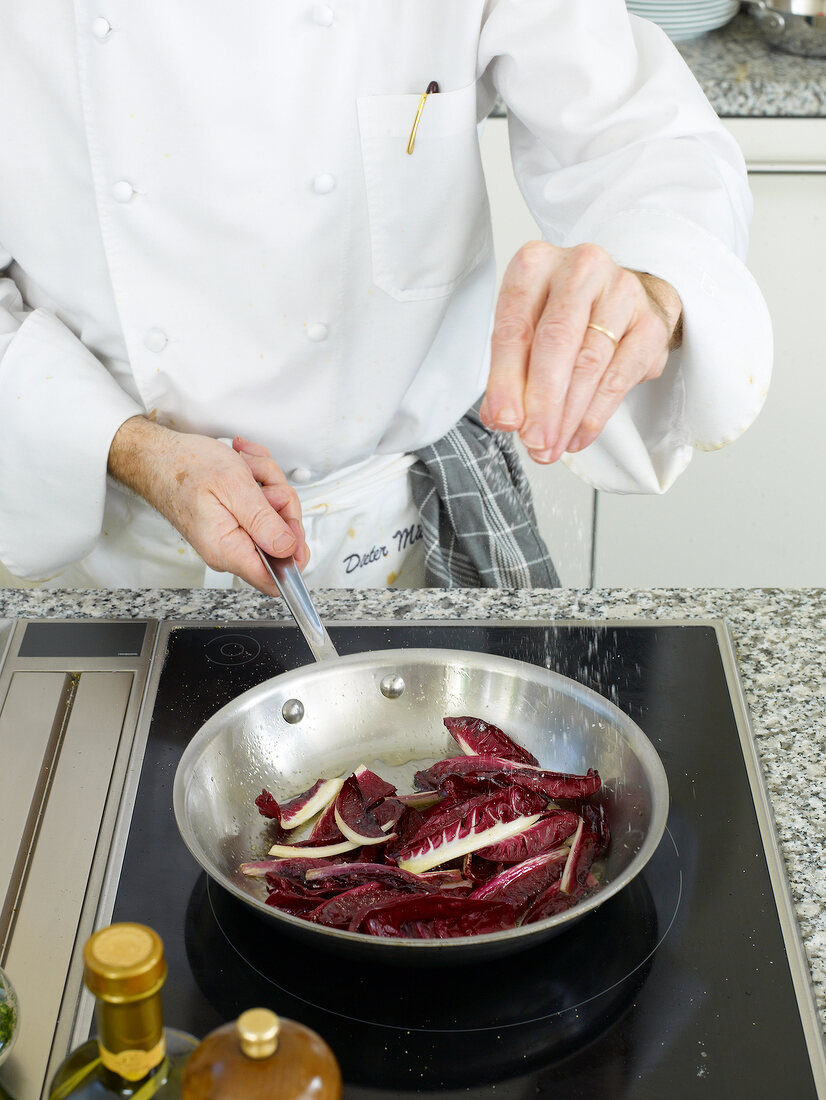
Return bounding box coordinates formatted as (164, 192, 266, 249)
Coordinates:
(357, 81, 492, 302)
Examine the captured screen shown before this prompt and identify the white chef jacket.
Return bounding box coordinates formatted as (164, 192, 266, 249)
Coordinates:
(0, 0, 771, 584)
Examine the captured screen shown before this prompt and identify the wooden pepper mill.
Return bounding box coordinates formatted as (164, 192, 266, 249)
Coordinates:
(182, 1008, 342, 1100)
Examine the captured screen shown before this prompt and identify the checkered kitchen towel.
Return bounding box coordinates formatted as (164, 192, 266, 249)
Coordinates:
(411, 402, 560, 588)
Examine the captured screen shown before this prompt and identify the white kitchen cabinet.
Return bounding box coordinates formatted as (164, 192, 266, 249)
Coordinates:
(480, 119, 596, 587)
(594, 119, 826, 586)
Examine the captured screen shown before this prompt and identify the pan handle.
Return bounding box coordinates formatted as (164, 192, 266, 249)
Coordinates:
(742, 0, 786, 35)
(255, 548, 340, 663)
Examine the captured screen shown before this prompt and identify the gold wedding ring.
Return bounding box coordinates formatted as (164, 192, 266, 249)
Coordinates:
(586, 322, 620, 349)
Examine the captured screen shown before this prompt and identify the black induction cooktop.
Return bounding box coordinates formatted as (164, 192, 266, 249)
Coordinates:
(107, 620, 824, 1097)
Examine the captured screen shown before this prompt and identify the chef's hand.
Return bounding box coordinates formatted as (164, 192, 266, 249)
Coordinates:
(107, 416, 309, 593)
(479, 241, 683, 463)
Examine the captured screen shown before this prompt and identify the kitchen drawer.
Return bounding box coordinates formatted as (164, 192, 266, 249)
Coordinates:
(723, 118, 826, 172)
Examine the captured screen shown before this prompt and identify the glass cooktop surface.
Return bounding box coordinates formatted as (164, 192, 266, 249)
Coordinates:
(110, 621, 821, 1098)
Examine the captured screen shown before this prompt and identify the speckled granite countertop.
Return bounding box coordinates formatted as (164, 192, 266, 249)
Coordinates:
(488, 11, 826, 118)
(677, 12, 826, 117)
(1, 585, 823, 1035)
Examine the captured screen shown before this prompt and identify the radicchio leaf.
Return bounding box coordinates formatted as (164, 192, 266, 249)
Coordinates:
(307, 799, 346, 845)
(396, 790, 444, 810)
(439, 774, 512, 806)
(255, 776, 346, 830)
(395, 787, 547, 874)
(354, 764, 397, 806)
(373, 797, 405, 830)
(470, 847, 570, 914)
(241, 857, 340, 880)
(304, 862, 443, 892)
(474, 810, 580, 862)
(360, 893, 517, 938)
(523, 871, 599, 924)
(462, 853, 505, 885)
(414, 754, 522, 790)
(419, 869, 471, 890)
(511, 767, 601, 801)
(262, 875, 329, 915)
(444, 716, 539, 765)
(560, 816, 598, 895)
(581, 801, 611, 860)
(416, 755, 601, 800)
(521, 880, 572, 923)
(255, 789, 282, 819)
(308, 883, 414, 929)
(281, 775, 347, 829)
(334, 775, 397, 846)
(396, 784, 547, 854)
(268, 838, 359, 859)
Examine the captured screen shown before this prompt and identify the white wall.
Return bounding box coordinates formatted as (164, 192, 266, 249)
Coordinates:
(594, 120, 826, 586)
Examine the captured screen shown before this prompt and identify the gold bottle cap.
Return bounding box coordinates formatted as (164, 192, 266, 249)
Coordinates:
(237, 1008, 280, 1059)
(83, 923, 167, 1003)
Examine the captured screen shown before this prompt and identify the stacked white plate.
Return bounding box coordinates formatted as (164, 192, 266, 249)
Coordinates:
(626, 0, 740, 42)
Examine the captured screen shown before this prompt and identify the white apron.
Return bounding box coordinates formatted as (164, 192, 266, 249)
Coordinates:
(23, 453, 425, 591)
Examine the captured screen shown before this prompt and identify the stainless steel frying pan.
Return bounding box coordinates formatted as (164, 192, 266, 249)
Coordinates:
(173, 559, 669, 962)
(744, 0, 826, 55)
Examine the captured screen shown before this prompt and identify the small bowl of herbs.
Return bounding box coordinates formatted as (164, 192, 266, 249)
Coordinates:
(0, 967, 19, 1068)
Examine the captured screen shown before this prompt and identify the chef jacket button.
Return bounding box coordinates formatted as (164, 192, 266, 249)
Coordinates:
(112, 180, 134, 203)
(91, 16, 112, 40)
(312, 173, 336, 195)
(307, 322, 328, 342)
(290, 467, 314, 484)
(143, 328, 168, 353)
(311, 5, 335, 26)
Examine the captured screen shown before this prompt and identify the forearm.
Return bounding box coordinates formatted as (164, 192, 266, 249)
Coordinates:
(107, 414, 177, 510)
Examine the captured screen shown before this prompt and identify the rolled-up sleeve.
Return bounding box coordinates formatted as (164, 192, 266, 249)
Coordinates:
(0, 258, 143, 579)
(478, 0, 772, 493)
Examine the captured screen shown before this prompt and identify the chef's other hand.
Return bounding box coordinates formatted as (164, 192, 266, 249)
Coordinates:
(108, 417, 309, 593)
(479, 241, 683, 463)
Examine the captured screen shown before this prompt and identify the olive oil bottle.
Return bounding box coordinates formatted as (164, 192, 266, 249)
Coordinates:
(48, 923, 199, 1099)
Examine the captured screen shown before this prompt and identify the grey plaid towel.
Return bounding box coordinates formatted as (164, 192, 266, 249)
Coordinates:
(410, 402, 560, 588)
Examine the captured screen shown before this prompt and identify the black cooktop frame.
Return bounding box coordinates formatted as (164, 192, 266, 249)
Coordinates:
(70, 618, 826, 1098)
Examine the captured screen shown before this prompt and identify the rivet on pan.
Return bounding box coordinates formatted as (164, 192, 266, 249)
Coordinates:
(282, 698, 305, 724)
(380, 674, 405, 700)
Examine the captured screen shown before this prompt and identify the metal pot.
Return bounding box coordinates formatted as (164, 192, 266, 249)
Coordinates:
(173, 645, 669, 962)
(745, 0, 826, 57)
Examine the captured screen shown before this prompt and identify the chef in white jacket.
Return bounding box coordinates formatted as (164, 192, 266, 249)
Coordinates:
(0, 1, 771, 592)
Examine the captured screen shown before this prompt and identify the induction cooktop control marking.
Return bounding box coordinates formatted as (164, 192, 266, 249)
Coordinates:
(203, 634, 262, 666)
